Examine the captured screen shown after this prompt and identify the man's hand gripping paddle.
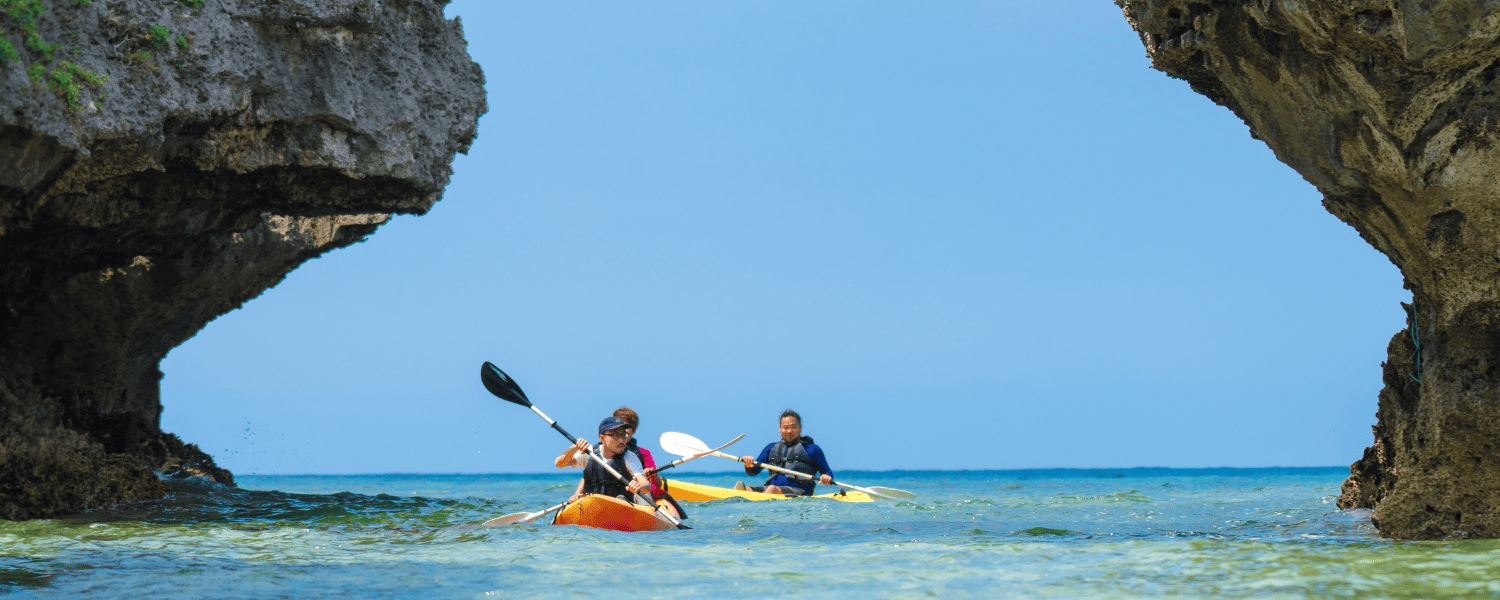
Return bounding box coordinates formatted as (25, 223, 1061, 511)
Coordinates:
(659, 431, 917, 501)
(480, 361, 687, 529)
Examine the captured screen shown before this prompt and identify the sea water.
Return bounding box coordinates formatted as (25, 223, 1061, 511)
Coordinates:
(2, 468, 1497, 598)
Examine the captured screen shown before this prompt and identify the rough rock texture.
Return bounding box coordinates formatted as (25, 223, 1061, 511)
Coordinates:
(0, 0, 484, 519)
(1118, 0, 1500, 539)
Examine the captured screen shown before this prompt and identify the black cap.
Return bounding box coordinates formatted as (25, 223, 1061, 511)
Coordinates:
(598, 416, 628, 435)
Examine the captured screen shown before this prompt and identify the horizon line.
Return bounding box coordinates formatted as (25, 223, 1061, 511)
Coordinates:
(232, 465, 1352, 477)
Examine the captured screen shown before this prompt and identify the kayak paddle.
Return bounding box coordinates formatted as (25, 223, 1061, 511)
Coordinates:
(659, 431, 917, 501)
(483, 502, 566, 526)
(480, 362, 687, 529)
(645, 434, 745, 477)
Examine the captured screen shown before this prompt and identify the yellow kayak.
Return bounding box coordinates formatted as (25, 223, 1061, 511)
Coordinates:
(665, 479, 873, 503)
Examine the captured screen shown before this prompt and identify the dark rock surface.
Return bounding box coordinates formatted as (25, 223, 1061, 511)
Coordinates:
(0, 0, 484, 519)
(1117, 0, 1500, 539)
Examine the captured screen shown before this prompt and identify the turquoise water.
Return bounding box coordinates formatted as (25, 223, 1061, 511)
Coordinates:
(4, 468, 1499, 598)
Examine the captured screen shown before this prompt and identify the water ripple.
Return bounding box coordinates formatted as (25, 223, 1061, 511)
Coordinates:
(5, 468, 1483, 599)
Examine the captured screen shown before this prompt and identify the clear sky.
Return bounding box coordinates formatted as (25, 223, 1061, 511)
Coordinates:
(159, 1, 1407, 476)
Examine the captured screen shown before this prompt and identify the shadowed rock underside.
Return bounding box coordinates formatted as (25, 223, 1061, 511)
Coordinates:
(1118, 0, 1500, 539)
(0, 0, 484, 519)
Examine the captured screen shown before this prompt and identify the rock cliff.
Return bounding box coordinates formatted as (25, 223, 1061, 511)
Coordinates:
(0, 0, 484, 519)
(1117, 0, 1500, 539)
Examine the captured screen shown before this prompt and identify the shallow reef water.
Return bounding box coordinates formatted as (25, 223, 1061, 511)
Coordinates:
(3, 468, 1498, 598)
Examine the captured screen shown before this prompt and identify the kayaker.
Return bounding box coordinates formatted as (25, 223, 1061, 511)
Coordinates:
(613, 407, 686, 519)
(736, 409, 834, 496)
(556, 416, 653, 504)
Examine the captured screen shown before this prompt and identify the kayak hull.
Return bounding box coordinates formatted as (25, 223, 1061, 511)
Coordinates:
(666, 479, 873, 503)
(551, 494, 676, 532)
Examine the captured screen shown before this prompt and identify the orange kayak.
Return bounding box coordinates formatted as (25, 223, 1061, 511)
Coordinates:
(551, 494, 677, 532)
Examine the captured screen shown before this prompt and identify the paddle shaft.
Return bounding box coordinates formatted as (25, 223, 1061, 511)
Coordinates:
(485, 502, 567, 526)
(646, 434, 744, 476)
(711, 450, 898, 501)
(644, 453, 704, 477)
(520, 502, 566, 524)
(525, 404, 581, 446)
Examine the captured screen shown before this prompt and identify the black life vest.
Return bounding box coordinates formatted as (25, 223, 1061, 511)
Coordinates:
(582, 451, 632, 498)
(765, 436, 820, 487)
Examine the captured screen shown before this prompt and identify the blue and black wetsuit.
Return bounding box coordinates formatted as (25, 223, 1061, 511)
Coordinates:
(744, 436, 834, 496)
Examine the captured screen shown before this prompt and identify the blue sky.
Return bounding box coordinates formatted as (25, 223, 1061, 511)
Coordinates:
(159, 1, 1407, 475)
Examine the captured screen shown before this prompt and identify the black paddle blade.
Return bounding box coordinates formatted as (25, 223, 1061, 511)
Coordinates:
(480, 362, 531, 407)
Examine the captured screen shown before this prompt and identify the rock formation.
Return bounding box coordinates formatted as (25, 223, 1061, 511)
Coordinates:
(0, 0, 484, 519)
(1117, 0, 1500, 538)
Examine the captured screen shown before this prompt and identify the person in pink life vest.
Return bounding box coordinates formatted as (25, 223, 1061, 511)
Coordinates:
(613, 406, 686, 520)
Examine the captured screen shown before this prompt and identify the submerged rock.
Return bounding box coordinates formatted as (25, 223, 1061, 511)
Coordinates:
(0, 0, 484, 519)
(1117, 0, 1500, 539)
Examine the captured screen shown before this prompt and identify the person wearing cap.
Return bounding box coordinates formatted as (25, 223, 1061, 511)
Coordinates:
(556, 416, 653, 504)
(736, 409, 835, 496)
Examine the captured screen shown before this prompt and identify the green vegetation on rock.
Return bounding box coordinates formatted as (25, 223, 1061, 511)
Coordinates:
(4, 0, 61, 62)
(3, 0, 110, 112)
(48, 60, 107, 109)
(147, 24, 168, 48)
(124, 48, 153, 75)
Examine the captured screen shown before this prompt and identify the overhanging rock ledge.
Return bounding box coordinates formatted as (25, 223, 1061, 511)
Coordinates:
(1118, 0, 1500, 539)
(0, 0, 485, 518)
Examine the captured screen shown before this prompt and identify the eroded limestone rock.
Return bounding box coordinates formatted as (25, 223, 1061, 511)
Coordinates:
(0, 0, 484, 519)
(1118, 0, 1500, 539)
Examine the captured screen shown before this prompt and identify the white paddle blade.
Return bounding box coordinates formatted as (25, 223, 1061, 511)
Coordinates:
(483, 502, 565, 526)
(866, 486, 917, 500)
(482, 512, 531, 526)
(659, 431, 712, 457)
